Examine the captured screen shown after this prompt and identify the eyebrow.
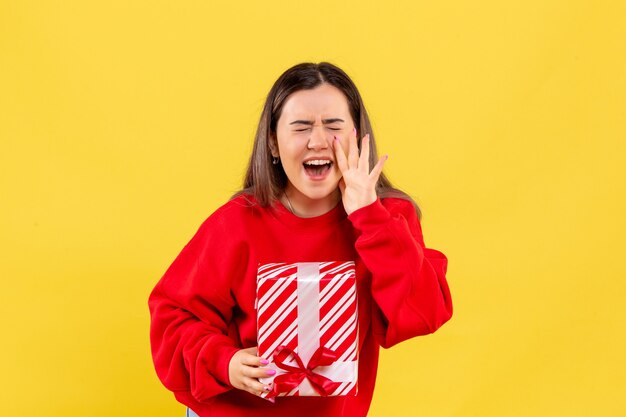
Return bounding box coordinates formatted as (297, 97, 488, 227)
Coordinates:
(289, 118, 345, 125)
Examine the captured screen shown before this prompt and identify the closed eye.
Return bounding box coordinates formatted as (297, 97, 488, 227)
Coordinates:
(295, 127, 341, 132)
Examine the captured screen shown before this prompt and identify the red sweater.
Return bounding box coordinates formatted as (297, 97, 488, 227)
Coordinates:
(148, 195, 453, 417)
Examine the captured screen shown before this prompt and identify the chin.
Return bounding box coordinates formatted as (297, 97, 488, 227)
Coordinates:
(296, 183, 340, 202)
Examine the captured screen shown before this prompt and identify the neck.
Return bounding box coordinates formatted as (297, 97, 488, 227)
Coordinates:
(282, 187, 341, 218)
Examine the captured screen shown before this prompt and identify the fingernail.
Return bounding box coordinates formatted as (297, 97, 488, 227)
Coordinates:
(385, 154, 389, 160)
(353, 127, 356, 134)
(260, 359, 269, 365)
(266, 369, 277, 376)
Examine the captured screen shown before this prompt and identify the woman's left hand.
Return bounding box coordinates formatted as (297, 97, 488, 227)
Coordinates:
(333, 128, 387, 216)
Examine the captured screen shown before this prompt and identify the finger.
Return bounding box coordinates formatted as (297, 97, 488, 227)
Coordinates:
(242, 363, 275, 378)
(243, 376, 268, 394)
(359, 134, 370, 172)
(348, 129, 359, 168)
(333, 136, 349, 173)
(369, 154, 388, 182)
(240, 352, 268, 367)
(246, 366, 276, 379)
(241, 346, 258, 355)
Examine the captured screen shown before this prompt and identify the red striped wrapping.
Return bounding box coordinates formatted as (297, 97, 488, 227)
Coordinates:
(256, 261, 359, 398)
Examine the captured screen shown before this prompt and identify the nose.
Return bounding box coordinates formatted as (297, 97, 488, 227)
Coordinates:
(307, 125, 330, 150)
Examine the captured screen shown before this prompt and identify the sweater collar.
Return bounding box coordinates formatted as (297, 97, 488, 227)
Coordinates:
(270, 198, 348, 230)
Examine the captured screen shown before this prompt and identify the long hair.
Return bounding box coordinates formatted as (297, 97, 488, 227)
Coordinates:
(234, 62, 421, 219)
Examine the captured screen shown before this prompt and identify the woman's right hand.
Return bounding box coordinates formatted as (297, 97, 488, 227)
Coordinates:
(228, 346, 275, 396)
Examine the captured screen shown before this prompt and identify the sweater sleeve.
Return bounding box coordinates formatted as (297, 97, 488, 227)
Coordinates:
(347, 198, 453, 348)
(148, 213, 243, 403)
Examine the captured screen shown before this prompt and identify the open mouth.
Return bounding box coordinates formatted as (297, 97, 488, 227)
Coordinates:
(303, 160, 333, 177)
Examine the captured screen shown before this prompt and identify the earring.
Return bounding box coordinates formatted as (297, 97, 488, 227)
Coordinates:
(272, 156, 279, 165)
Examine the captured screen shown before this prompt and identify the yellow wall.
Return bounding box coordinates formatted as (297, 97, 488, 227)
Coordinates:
(1, 1, 624, 415)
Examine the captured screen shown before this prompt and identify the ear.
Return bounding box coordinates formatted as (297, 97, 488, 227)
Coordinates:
(268, 133, 279, 158)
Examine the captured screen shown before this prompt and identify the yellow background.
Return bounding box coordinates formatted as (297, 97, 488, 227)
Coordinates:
(1, 0, 625, 415)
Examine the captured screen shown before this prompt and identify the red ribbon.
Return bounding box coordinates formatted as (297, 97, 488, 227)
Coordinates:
(266, 345, 342, 398)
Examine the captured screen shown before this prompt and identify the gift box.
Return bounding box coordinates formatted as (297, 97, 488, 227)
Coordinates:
(256, 261, 359, 399)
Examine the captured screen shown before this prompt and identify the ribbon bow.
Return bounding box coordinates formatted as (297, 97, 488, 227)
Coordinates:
(267, 345, 342, 398)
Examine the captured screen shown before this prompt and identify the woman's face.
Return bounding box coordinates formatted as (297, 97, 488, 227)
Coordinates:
(272, 83, 354, 213)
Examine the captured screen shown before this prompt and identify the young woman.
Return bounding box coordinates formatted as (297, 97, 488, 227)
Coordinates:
(149, 62, 453, 417)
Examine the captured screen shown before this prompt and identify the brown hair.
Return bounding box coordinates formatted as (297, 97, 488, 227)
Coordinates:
(234, 62, 421, 219)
